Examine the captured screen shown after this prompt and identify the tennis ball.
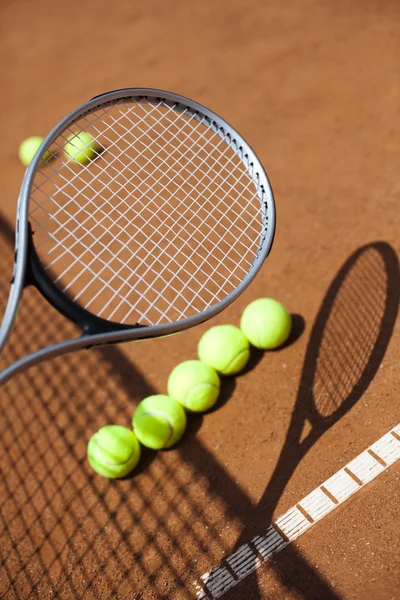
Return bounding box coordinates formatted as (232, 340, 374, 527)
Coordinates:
(18, 136, 51, 167)
(240, 298, 292, 349)
(65, 132, 101, 164)
(87, 424, 141, 479)
(198, 324, 250, 375)
(132, 395, 187, 450)
(167, 360, 221, 412)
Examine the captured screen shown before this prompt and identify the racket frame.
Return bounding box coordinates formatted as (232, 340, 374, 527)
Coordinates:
(0, 88, 276, 383)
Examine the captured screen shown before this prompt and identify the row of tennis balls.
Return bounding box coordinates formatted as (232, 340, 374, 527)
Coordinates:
(88, 298, 292, 479)
(18, 133, 101, 167)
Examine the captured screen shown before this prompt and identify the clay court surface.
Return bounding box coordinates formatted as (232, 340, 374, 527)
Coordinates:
(0, 1, 399, 598)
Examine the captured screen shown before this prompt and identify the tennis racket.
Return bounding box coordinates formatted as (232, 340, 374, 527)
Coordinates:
(0, 88, 275, 384)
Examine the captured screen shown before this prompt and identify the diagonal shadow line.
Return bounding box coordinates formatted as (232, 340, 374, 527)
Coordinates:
(205, 241, 399, 600)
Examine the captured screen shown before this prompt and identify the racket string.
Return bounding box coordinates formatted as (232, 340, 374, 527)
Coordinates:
(41, 102, 260, 271)
(30, 98, 267, 325)
(33, 98, 256, 253)
(37, 107, 260, 262)
(65, 107, 259, 320)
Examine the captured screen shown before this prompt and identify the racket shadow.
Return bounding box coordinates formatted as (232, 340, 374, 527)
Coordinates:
(206, 240, 400, 600)
(259, 241, 400, 520)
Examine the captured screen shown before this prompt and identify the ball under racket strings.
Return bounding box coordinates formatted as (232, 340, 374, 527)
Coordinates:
(0, 89, 275, 382)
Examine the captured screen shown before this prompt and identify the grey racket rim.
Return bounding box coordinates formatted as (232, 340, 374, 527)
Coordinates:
(0, 88, 276, 383)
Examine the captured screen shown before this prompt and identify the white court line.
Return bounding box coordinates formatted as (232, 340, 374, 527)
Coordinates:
(194, 424, 400, 599)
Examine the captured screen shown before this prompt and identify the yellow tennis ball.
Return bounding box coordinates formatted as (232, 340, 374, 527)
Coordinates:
(65, 132, 101, 164)
(132, 395, 187, 450)
(198, 324, 250, 375)
(87, 424, 141, 479)
(167, 360, 221, 413)
(18, 136, 51, 167)
(240, 298, 292, 349)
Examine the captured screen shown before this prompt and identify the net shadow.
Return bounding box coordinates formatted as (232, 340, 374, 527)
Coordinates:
(0, 214, 253, 600)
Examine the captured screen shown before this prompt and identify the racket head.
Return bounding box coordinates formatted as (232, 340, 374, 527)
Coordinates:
(12, 89, 275, 338)
(302, 241, 399, 426)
